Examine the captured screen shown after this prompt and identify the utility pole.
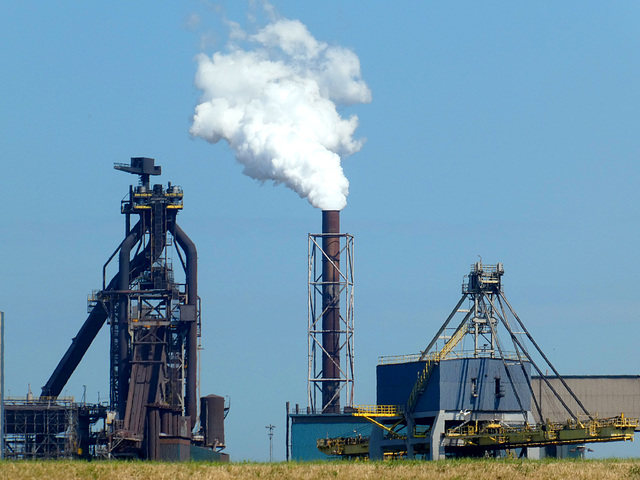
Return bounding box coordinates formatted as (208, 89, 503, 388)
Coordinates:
(285, 402, 290, 461)
(265, 424, 276, 462)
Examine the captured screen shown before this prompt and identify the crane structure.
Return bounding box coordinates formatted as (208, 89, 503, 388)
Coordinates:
(318, 262, 637, 459)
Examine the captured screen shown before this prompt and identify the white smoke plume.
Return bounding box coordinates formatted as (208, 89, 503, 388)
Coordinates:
(190, 13, 371, 210)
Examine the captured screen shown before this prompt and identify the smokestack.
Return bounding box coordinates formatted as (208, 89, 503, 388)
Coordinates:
(321, 210, 340, 413)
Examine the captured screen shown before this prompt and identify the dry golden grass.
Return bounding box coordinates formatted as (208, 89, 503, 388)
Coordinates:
(0, 459, 639, 480)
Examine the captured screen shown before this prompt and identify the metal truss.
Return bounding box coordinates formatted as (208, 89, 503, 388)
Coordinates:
(419, 262, 592, 423)
(4, 397, 79, 459)
(308, 232, 355, 413)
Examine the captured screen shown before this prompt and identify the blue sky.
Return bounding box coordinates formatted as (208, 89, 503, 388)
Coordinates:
(2, 1, 639, 460)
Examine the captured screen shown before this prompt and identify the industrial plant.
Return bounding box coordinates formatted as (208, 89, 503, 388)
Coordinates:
(4, 158, 227, 461)
(1, 158, 638, 462)
(287, 221, 639, 460)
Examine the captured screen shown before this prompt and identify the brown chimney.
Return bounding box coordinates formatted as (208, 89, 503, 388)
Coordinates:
(321, 210, 340, 413)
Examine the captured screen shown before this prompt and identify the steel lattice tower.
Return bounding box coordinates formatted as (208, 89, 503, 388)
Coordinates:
(307, 211, 355, 414)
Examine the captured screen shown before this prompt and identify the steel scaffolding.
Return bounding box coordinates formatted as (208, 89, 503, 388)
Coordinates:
(4, 397, 79, 459)
(307, 232, 355, 413)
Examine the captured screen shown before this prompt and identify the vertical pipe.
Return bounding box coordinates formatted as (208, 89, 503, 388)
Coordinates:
(147, 407, 160, 460)
(161, 409, 170, 435)
(172, 223, 198, 425)
(321, 210, 340, 413)
(117, 224, 141, 418)
(200, 397, 208, 445)
(126, 185, 132, 237)
(285, 401, 290, 461)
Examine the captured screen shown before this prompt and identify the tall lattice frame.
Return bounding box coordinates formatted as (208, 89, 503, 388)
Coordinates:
(307, 233, 355, 413)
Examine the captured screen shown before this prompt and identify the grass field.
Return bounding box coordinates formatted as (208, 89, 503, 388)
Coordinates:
(0, 459, 639, 480)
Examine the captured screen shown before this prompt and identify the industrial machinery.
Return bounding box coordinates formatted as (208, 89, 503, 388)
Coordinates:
(317, 262, 637, 459)
(22, 157, 228, 460)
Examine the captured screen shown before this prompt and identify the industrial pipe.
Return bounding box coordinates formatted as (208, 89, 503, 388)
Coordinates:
(117, 222, 142, 417)
(171, 222, 198, 424)
(42, 222, 143, 399)
(41, 300, 109, 398)
(322, 210, 341, 413)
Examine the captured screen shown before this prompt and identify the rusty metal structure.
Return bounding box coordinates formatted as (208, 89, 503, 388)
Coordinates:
(30, 158, 227, 460)
(308, 210, 355, 414)
(4, 396, 108, 459)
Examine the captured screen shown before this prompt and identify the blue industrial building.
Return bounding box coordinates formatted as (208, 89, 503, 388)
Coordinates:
(289, 413, 372, 460)
(378, 357, 531, 412)
(372, 357, 537, 459)
(290, 357, 536, 460)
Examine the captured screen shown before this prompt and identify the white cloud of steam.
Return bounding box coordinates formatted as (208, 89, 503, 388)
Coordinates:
(190, 15, 371, 210)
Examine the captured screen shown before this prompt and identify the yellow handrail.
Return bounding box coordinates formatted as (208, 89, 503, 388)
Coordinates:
(352, 405, 402, 417)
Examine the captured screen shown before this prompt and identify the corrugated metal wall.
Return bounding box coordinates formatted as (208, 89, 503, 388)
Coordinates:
(437, 358, 531, 412)
(531, 376, 640, 424)
(377, 358, 532, 413)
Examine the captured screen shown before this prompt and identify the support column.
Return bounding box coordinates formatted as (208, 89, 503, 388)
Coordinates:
(429, 411, 446, 461)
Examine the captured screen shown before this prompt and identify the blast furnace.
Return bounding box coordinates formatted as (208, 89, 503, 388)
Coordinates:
(21, 158, 228, 460)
